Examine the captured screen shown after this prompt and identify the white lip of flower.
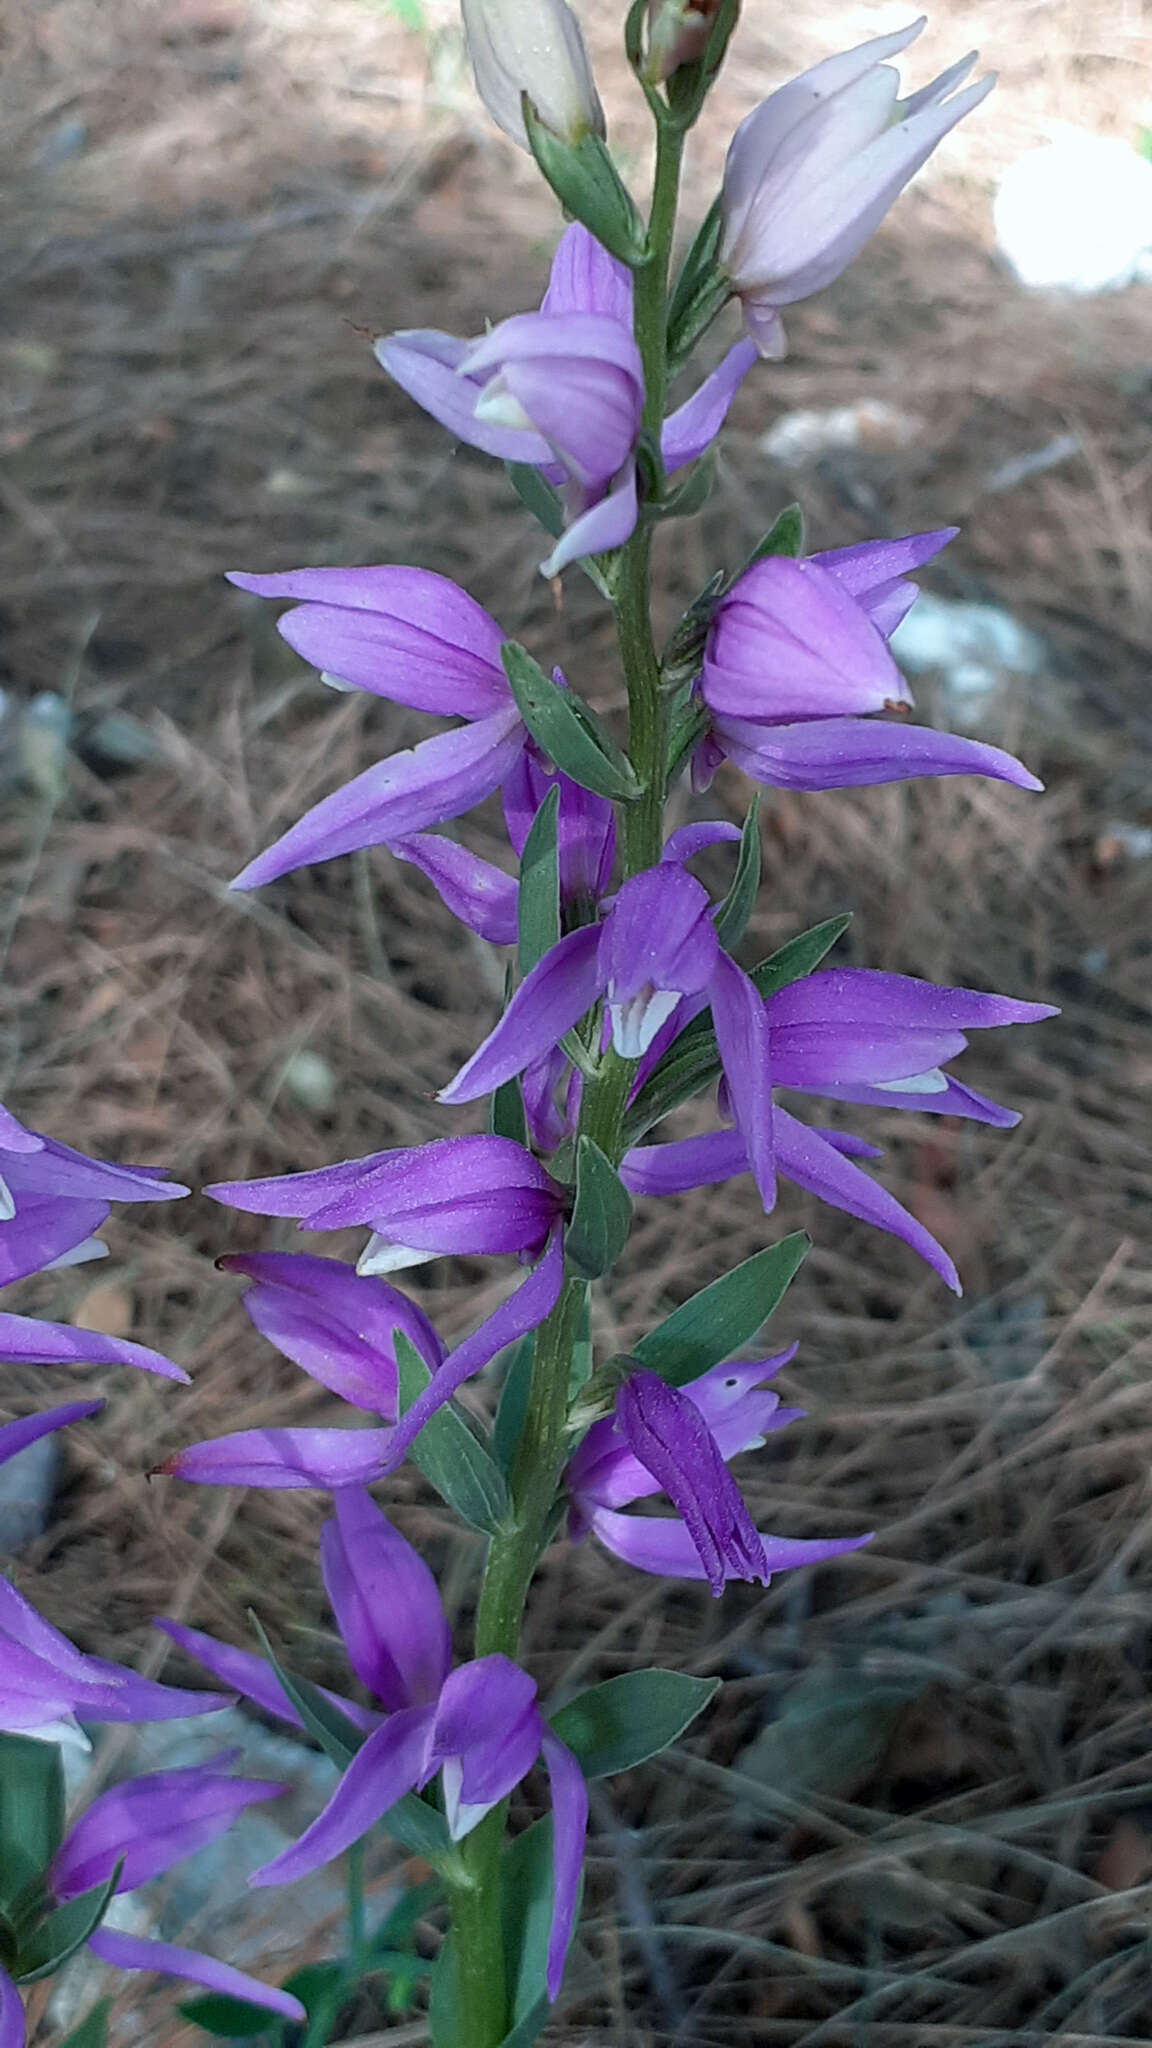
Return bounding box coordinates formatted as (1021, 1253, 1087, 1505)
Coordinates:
(0, 1173, 13, 1220)
(320, 670, 358, 694)
(43, 1237, 109, 1271)
(440, 1756, 494, 1842)
(609, 985, 684, 1061)
(873, 1067, 949, 1094)
(356, 1233, 436, 1277)
(26, 1714, 92, 1754)
(472, 378, 537, 435)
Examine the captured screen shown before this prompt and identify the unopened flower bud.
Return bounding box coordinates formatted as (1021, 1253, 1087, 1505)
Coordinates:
(643, 0, 728, 84)
(461, 0, 604, 150)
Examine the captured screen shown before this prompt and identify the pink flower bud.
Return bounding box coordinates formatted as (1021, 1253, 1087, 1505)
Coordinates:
(643, 0, 730, 84)
(461, 0, 604, 150)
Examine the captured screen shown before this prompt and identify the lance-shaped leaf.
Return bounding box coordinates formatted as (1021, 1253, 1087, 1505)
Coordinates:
(623, 913, 853, 1144)
(0, 1734, 65, 1909)
(506, 462, 564, 540)
(517, 783, 560, 976)
(492, 1335, 536, 1475)
(666, 194, 728, 369)
(15, 1865, 123, 1983)
(549, 1670, 719, 1777)
(177, 1991, 279, 2038)
(630, 1234, 809, 1387)
(57, 2000, 113, 2048)
(747, 502, 806, 566)
(564, 1138, 632, 1282)
(522, 101, 649, 270)
(394, 1332, 510, 1536)
(711, 796, 761, 953)
(489, 1074, 529, 1148)
(501, 644, 640, 803)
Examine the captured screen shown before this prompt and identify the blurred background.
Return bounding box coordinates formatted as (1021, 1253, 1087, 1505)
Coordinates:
(2, 0, 1152, 2041)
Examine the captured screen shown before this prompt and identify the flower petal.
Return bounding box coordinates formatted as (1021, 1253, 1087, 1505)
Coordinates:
(51, 1759, 286, 1901)
(389, 833, 519, 944)
(0, 1312, 187, 1382)
(222, 1251, 444, 1417)
(773, 1105, 960, 1291)
(374, 330, 553, 463)
(541, 223, 633, 325)
(85, 1930, 305, 2022)
(0, 1401, 103, 1470)
(161, 1426, 397, 1489)
(661, 339, 758, 473)
(540, 1732, 588, 2000)
(0, 1966, 23, 2048)
(711, 953, 775, 1209)
(321, 1489, 451, 1710)
(712, 713, 1043, 791)
(437, 926, 602, 1105)
(249, 1706, 434, 1886)
(152, 1618, 377, 1733)
(540, 460, 640, 576)
(231, 707, 526, 890)
(590, 1506, 871, 1581)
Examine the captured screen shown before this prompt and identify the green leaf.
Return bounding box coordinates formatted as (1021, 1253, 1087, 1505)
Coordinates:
(505, 462, 564, 540)
(631, 1234, 809, 1387)
(0, 1733, 65, 1907)
(489, 1073, 529, 1148)
(501, 644, 641, 803)
(248, 1613, 451, 1863)
(492, 1335, 536, 1475)
(57, 1999, 113, 2048)
(517, 783, 560, 976)
(655, 445, 716, 522)
(177, 1991, 279, 2038)
(247, 1613, 364, 1768)
(747, 502, 806, 564)
(549, 1670, 719, 1777)
(622, 913, 851, 1144)
(666, 195, 727, 368)
(15, 1865, 122, 1983)
(711, 796, 761, 953)
(522, 103, 649, 270)
(564, 1138, 632, 1281)
(749, 912, 852, 999)
(395, 1332, 510, 1536)
(501, 1815, 577, 2043)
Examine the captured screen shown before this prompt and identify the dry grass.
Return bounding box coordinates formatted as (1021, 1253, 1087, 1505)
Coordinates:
(3, 0, 1152, 2040)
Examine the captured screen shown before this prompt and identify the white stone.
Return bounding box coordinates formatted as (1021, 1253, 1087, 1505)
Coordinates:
(994, 132, 1152, 293)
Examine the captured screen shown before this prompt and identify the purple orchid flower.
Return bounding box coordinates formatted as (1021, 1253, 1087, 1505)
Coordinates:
(163, 1491, 587, 2002)
(34, 1756, 305, 2024)
(621, 968, 1057, 1291)
(720, 21, 995, 357)
(226, 567, 527, 891)
(376, 224, 757, 574)
(694, 538, 1043, 796)
(438, 862, 777, 1208)
(0, 1099, 189, 1378)
(566, 1352, 869, 1589)
(161, 1229, 564, 1492)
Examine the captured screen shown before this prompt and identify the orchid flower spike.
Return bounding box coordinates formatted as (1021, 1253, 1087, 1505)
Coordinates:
(720, 19, 995, 355)
(567, 1353, 870, 1590)
(162, 1492, 588, 2003)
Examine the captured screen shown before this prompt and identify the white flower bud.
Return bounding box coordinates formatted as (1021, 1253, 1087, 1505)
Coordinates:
(461, 0, 604, 150)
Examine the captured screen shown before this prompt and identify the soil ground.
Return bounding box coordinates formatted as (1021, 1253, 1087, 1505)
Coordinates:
(2, 1, 1152, 2041)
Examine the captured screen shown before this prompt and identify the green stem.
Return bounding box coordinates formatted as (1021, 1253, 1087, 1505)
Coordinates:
(445, 104, 688, 2048)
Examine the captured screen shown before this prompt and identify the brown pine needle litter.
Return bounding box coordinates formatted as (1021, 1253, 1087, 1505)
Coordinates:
(2, 0, 1151, 2039)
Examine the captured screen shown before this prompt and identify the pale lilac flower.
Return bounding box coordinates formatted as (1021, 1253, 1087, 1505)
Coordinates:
(720, 20, 995, 355)
(376, 224, 757, 574)
(461, 0, 604, 150)
(695, 541, 1043, 796)
(166, 1491, 587, 2001)
(622, 968, 1057, 1291)
(41, 1757, 304, 2023)
(567, 1353, 869, 1588)
(161, 1225, 563, 1491)
(226, 568, 526, 890)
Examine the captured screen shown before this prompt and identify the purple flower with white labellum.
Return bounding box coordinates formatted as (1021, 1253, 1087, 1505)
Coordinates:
(376, 225, 757, 575)
(160, 1227, 564, 1491)
(439, 862, 776, 1205)
(695, 548, 1042, 796)
(0, 1098, 188, 1378)
(226, 567, 528, 891)
(35, 1757, 305, 2023)
(720, 20, 995, 357)
(622, 968, 1057, 1291)
(567, 1354, 869, 1590)
(504, 743, 617, 923)
(164, 1491, 587, 2002)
